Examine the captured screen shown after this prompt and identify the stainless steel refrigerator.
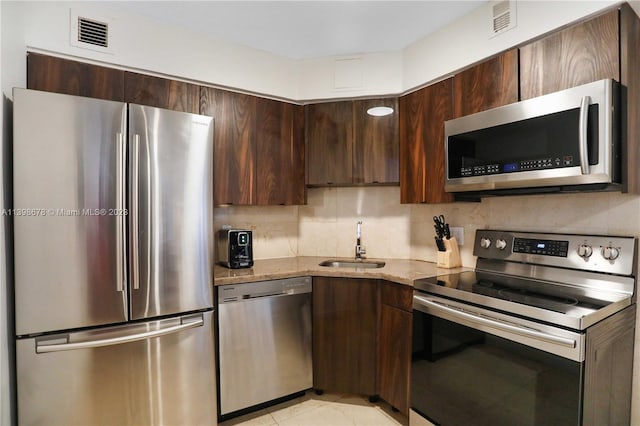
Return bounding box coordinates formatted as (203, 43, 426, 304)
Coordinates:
(12, 88, 216, 425)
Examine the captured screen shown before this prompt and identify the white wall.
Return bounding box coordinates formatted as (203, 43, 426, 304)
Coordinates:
(403, 1, 619, 91)
(1, 1, 631, 102)
(5, 1, 299, 100)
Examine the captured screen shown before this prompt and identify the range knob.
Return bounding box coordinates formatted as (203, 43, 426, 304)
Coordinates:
(480, 238, 492, 249)
(577, 244, 593, 259)
(495, 239, 507, 250)
(602, 246, 620, 261)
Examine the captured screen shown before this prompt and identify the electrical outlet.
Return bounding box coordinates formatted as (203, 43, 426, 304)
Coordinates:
(450, 227, 464, 245)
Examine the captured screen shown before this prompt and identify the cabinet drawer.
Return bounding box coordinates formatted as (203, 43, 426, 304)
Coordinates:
(380, 281, 413, 312)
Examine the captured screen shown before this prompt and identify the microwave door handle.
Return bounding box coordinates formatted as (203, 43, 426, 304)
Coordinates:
(578, 95, 591, 175)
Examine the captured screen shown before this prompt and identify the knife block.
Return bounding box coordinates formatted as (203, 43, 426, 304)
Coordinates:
(437, 237, 462, 269)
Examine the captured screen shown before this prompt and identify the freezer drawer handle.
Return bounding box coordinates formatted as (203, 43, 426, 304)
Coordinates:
(36, 315, 204, 353)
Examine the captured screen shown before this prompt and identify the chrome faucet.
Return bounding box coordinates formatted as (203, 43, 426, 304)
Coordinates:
(355, 221, 366, 260)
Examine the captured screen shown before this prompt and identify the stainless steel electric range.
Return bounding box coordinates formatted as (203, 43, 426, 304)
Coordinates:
(411, 230, 637, 426)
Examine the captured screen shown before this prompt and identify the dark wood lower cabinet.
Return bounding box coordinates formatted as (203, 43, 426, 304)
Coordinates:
(378, 281, 412, 415)
(312, 277, 378, 396)
(378, 304, 411, 415)
(312, 278, 412, 416)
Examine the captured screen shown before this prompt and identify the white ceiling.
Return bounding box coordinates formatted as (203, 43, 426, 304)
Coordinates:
(106, 1, 486, 60)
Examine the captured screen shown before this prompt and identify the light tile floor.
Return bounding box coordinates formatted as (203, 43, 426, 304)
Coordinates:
(220, 391, 407, 426)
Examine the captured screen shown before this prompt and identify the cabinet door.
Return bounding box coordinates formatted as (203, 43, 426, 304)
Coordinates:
(353, 98, 400, 184)
(313, 277, 377, 395)
(453, 49, 519, 117)
(378, 304, 411, 415)
(27, 53, 124, 101)
(399, 78, 454, 204)
(124, 72, 199, 114)
(378, 281, 412, 414)
(200, 87, 256, 205)
(306, 102, 353, 185)
(256, 99, 306, 205)
(519, 10, 619, 100)
(620, 4, 640, 194)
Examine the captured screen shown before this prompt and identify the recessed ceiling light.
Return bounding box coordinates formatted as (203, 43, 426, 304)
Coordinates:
(366, 106, 394, 117)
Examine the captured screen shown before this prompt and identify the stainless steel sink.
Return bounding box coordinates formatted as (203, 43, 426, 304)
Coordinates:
(318, 259, 386, 269)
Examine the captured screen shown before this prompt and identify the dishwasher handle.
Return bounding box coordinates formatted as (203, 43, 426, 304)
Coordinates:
(218, 277, 312, 304)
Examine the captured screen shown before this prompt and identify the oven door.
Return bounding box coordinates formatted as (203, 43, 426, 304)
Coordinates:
(411, 293, 585, 426)
(445, 78, 619, 192)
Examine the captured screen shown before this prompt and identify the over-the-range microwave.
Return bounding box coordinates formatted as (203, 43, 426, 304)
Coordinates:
(444, 79, 621, 195)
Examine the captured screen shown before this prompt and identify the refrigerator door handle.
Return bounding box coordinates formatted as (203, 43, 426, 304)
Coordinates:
(131, 134, 140, 290)
(116, 132, 126, 292)
(36, 314, 204, 353)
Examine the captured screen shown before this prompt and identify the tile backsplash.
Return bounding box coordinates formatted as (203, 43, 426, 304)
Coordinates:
(214, 186, 640, 266)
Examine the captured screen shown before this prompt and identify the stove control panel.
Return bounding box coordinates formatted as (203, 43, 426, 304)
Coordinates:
(474, 230, 637, 276)
(513, 238, 569, 257)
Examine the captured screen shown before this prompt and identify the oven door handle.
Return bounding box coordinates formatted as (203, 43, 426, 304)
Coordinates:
(413, 295, 577, 348)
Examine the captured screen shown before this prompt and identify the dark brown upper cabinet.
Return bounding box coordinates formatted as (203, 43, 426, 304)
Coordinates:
(399, 78, 454, 204)
(201, 87, 306, 206)
(256, 99, 306, 205)
(519, 4, 640, 193)
(353, 98, 400, 184)
(305, 101, 354, 186)
(306, 98, 399, 186)
(453, 49, 519, 118)
(519, 10, 619, 100)
(27, 53, 124, 101)
(124, 72, 200, 114)
(200, 87, 257, 205)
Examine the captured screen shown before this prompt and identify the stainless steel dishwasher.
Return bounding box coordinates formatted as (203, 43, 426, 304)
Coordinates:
(218, 276, 312, 417)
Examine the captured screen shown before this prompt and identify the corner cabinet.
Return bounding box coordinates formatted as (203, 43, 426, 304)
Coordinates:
(306, 98, 399, 186)
(353, 98, 400, 184)
(312, 277, 378, 396)
(399, 78, 454, 204)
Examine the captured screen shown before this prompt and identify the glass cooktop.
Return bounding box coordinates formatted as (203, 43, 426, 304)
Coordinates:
(414, 270, 630, 330)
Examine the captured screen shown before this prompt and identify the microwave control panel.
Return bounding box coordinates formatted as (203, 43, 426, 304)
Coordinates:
(460, 156, 574, 177)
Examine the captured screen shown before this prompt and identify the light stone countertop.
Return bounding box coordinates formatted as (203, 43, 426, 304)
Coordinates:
(213, 256, 469, 287)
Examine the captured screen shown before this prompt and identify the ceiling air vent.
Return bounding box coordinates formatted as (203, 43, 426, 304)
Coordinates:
(78, 17, 108, 48)
(489, 0, 516, 38)
(70, 9, 114, 54)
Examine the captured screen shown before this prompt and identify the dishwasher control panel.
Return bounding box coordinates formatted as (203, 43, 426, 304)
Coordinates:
(218, 276, 312, 304)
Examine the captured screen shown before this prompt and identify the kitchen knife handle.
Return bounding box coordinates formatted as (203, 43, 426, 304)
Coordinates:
(578, 95, 591, 175)
(116, 132, 125, 292)
(132, 134, 140, 290)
